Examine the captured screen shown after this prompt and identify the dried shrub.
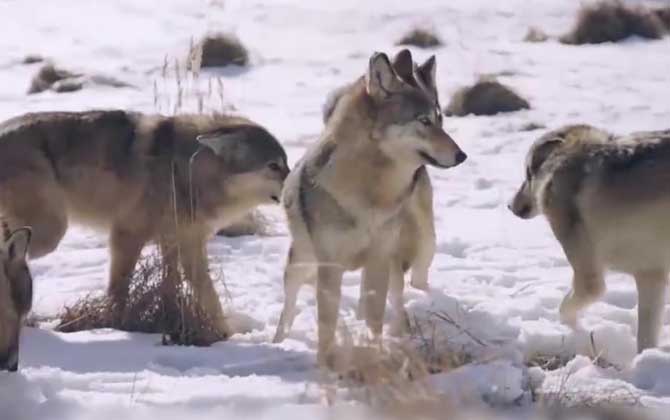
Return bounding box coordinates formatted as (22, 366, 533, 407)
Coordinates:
(524, 26, 550, 43)
(27, 63, 80, 94)
(217, 210, 270, 237)
(444, 77, 530, 117)
(22, 54, 45, 65)
(27, 63, 133, 95)
(396, 28, 443, 48)
(560, 1, 666, 45)
(56, 250, 228, 346)
(192, 33, 249, 68)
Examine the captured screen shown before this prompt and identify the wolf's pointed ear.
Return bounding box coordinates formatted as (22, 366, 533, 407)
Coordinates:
(196, 127, 248, 157)
(366, 52, 402, 101)
(530, 138, 563, 173)
(415, 55, 437, 97)
(4, 228, 31, 262)
(391, 49, 415, 86)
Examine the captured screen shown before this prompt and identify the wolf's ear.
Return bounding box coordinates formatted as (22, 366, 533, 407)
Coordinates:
(4, 228, 31, 262)
(366, 52, 402, 101)
(530, 138, 563, 173)
(197, 127, 249, 157)
(415, 55, 437, 97)
(391, 49, 415, 86)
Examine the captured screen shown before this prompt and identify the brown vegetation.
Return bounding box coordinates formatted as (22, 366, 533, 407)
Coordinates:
(56, 250, 228, 346)
(192, 33, 249, 68)
(395, 28, 443, 48)
(560, 1, 666, 45)
(444, 77, 530, 117)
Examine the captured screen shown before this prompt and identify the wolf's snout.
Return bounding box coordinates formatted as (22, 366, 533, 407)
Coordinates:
(455, 151, 467, 165)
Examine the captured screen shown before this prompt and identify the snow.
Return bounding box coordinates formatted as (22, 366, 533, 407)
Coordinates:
(1, 0, 670, 418)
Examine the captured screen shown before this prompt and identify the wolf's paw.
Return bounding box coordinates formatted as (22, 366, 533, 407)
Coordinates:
(559, 295, 579, 329)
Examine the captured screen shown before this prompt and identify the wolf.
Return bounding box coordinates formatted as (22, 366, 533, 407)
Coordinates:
(273, 50, 466, 366)
(321, 50, 439, 332)
(509, 124, 670, 353)
(0, 111, 289, 335)
(0, 222, 32, 371)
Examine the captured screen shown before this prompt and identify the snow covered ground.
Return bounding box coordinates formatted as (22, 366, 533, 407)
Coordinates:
(1, 0, 670, 418)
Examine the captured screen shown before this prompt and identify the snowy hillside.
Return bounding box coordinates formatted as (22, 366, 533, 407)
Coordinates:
(1, 0, 670, 418)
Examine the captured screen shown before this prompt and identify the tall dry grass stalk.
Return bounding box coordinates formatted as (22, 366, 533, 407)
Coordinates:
(153, 44, 236, 116)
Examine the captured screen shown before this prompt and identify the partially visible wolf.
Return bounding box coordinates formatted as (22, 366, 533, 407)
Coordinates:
(321, 50, 439, 332)
(273, 50, 466, 366)
(0, 222, 32, 371)
(509, 124, 670, 353)
(0, 111, 289, 335)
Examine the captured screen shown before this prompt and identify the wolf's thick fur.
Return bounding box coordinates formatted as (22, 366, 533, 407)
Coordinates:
(0, 223, 32, 371)
(273, 50, 466, 366)
(321, 51, 439, 330)
(510, 124, 670, 353)
(0, 111, 289, 335)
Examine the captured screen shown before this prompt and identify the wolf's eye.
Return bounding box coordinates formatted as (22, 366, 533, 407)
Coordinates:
(417, 115, 432, 126)
(268, 162, 281, 171)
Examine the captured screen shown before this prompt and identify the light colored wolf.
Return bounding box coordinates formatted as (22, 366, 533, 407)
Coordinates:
(0, 111, 289, 335)
(0, 222, 32, 371)
(509, 124, 670, 353)
(273, 50, 466, 366)
(321, 50, 438, 331)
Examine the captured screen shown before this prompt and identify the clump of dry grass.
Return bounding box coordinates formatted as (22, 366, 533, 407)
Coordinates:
(217, 210, 271, 237)
(444, 77, 530, 117)
(560, 1, 666, 45)
(22, 54, 45, 65)
(524, 26, 550, 43)
(191, 33, 249, 68)
(56, 250, 228, 346)
(27, 63, 81, 94)
(396, 27, 443, 48)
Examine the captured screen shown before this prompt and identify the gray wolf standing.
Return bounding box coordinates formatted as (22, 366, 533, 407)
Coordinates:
(273, 50, 466, 366)
(509, 124, 670, 353)
(319, 49, 439, 334)
(0, 111, 289, 335)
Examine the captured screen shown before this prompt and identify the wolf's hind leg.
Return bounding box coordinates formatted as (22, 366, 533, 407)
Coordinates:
(273, 244, 315, 343)
(635, 270, 667, 353)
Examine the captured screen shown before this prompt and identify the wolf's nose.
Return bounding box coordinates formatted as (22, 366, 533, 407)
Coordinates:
(455, 151, 467, 164)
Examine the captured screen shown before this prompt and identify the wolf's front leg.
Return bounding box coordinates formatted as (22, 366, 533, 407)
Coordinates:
(362, 255, 391, 342)
(179, 233, 230, 337)
(635, 270, 668, 353)
(316, 264, 344, 367)
(388, 260, 410, 337)
(108, 226, 146, 321)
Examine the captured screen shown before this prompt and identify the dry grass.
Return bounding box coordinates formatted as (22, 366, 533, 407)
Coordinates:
(560, 1, 666, 45)
(22, 54, 45, 65)
(56, 249, 228, 346)
(191, 33, 249, 68)
(396, 27, 443, 48)
(27, 63, 81, 94)
(444, 77, 530, 117)
(524, 27, 550, 43)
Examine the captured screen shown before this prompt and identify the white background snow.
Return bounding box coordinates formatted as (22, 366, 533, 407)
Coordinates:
(1, 0, 670, 418)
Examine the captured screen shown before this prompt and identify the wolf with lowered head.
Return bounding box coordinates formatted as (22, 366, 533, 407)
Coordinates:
(0, 111, 289, 336)
(273, 51, 466, 366)
(510, 124, 670, 353)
